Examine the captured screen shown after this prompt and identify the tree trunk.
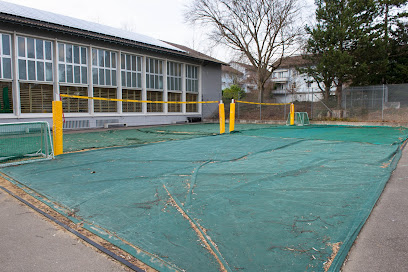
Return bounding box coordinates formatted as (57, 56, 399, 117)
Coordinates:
(383, 3, 389, 84)
(324, 85, 330, 101)
(258, 82, 265, 103)
(336, 80, 343, 108)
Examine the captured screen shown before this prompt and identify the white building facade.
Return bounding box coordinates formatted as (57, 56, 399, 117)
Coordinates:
(271, 67, 324, 103)
(0, 1, 223, 129)
(222, 57, 336, 104)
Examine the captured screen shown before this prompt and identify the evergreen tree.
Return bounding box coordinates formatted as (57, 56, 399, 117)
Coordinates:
(351, 0, 408, 85)
(388, 21, 408, 83)
(303, 0, 377, 107)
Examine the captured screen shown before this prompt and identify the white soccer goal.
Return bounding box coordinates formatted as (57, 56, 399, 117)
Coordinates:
(286, 112, 310, 126)
(0, 121, 54, 167)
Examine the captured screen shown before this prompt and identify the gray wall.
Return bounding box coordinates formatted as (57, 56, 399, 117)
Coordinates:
(202, 63, 222, 119)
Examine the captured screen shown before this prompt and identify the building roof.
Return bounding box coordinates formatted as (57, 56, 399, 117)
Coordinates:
(0, 0, 224, 65)
(230, 61, 256, 71)
(231, 56, 312, 71)
(273, 55, 312, 69)
(0, 1, 184, 53)
(164, 41, 226, 65)
(221, 65, 243, 76)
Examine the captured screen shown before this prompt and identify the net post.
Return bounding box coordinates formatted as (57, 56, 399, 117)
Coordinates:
(290, 103, 295, 126)
(229, 99, 235, 132)
(219, 100, 225, 134)
(52, 101, 63, 155)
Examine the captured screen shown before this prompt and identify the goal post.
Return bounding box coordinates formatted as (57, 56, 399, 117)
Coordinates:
(52, 100, 63, 155)
(0, 121, 54, 167)
(286, 112, 310, 126)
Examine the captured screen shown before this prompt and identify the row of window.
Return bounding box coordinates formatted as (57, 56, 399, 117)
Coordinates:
(1, 34, 199, 93)
(0, 82, 199, 114)
(0, 34, 12, 80)
(273, 71, 289, 79)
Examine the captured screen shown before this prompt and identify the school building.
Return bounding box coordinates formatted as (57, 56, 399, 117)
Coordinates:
(0, 1, 223, 129)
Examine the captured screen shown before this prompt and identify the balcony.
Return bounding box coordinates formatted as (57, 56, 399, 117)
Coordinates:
(271, 77, 289, 83)
(271, 89, 288, 94)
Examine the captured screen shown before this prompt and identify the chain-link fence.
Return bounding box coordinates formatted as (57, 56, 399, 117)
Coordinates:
(297, 84, 408, 122)
(341, 84, 408, 122)
(207, 84, 408, 124)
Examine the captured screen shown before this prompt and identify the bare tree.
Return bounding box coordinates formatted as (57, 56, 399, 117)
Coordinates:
(185, 0, 303, 102)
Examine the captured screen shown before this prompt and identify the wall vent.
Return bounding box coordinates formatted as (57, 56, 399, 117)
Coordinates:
(63, 120, 90, 129)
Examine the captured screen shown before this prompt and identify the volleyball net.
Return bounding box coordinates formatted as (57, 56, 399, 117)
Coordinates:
(52, 94, 222, 155)
(51, 95, 307, 156)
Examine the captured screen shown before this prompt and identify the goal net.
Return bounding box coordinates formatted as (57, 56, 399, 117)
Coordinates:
(286, 112, 310, 126)
(0, 121, 53, 167)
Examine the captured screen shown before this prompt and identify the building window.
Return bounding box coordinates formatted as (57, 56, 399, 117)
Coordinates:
(122, 89, 142, 112)
(92, 49, 117, 86)
(167, 61, 182, 91)
(275, 84, 284, 90)
(146, 58, 163, 90)
(147, 91, 163, 112)
(186, 93, 198, 112)
(273, 71, 288, 79)
(93, 87, 117, 112)
(186, 65, 198, 93)
(1, 34, 12, 79)
(58, 43, 88, 84)
(60, 86, 88, 113)
(121, 53, 142, 88)
(20, 83, 53, 113)
(168, 92, 181, 113)
(18, 37, 53, 82)
(0, 82, 12, 113)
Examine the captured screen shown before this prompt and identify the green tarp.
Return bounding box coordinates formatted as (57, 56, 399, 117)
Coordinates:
(2, 124, 407, 271)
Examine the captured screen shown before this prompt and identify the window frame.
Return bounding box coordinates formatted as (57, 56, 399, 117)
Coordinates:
(17, 36, 53, 83)
(167, 61, 182, 92)
(167, 91, 182, 113)
(91, 48, 117, 87)
(185, 64, 199, 93)
(145, 57, 163, 91)
(0, 33, 12, 80)
(58, 42, 88, 85)
(120, 53, 142, 89)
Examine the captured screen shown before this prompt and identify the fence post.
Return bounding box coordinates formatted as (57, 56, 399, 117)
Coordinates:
(382, 84, 385, 121)
(52, 100, 63, 155)
(311, 88, 313, 119)
(229, 99, 235, 132)
(290, 103, 295, 125)
(219, 100, 225, 134)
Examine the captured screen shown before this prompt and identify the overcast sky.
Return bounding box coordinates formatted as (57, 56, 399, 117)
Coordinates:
(3, 0, 316, 62)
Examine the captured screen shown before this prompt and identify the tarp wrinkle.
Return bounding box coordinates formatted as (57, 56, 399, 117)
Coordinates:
(2, 124, 408, 272)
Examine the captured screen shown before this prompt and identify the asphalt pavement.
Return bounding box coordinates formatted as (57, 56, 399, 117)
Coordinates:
(0, 189, 127, 272)
(342, 144, 408, 271)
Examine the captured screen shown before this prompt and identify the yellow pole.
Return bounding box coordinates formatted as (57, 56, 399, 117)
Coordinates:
(52, 100, 63, 155)
(219, 100, 225, 134)
(290, 103, 295, 126)
(229, 99, 235, 132)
